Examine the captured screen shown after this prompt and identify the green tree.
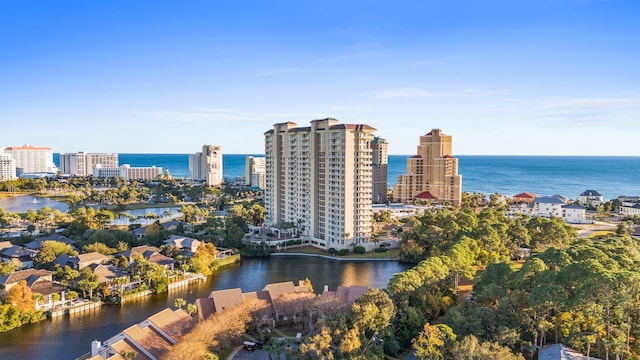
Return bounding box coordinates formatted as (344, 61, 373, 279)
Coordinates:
(412, 323, 456, 360)
(351, 288, 396, 335)
(174, 297, 186, 309)
(34, 241, 78, 269)
(77, 267, 100, 299)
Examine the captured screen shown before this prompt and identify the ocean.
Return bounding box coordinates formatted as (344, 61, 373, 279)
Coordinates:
(54, 154, 640, 201)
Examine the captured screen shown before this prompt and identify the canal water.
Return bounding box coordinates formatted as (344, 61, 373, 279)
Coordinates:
(0, 256, 408, 360)
(0, 195, 68, 213)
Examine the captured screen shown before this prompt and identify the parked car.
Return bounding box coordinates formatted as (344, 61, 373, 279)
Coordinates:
(243, 341, 256, 351)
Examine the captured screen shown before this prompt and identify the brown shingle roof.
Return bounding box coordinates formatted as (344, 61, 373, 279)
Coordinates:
(210, 288, 244, 312)
(0, 269, 53, 286)
(123, 324, 172, 359)
(147, 308, 192, 342)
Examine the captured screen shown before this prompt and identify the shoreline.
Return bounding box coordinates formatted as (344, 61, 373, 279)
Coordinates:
(271, 252, 399, 262)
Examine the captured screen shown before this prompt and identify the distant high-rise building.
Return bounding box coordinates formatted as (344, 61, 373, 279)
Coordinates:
(370, 136, 388, 204)
(59, 152, 119, 176)
(392, 129, 462, 206)
(189, 145, 223, 186)
(0, 153, 16, 181)
(3, 145, 57, 175)
(245, 156, 266, 189)
(93, 164, 162, 181)
(189, 152, 204, 181)
(264, 118, 376, 250)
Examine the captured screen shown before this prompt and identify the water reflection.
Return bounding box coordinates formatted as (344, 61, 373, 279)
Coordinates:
(0, 256, 409, 360)
(0, 195, 68, 213)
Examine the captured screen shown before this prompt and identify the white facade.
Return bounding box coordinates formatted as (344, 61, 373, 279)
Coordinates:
(3, 145, 57, 175)
(264, 119, 376, 250)
(203, 145, 223, 186)
(533, 197, 566, 218)
(190, 145, 223, 186)
(59, 152, 118, 176)
(562, 204, 588, 224)
(577, 190, 604, 208)
(245, 156, 266, 188)
(93, 164, 162, 180)
(0, 153, 16, 181)
(120, 165, 162, 181)
(189, 152, 204, 181)
(620, 203, 640, 216)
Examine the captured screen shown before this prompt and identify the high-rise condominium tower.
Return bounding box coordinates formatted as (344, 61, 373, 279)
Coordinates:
(392, 129, 462, 206)
(370, 136, 388, 204)
(264, 118, 376, 250)
(245, 156, 266, 189)
(59, 152, 119, 176)
(2, 145, 57, 175)
(0, 153, 16, 181)
(189, 145, 223, 186)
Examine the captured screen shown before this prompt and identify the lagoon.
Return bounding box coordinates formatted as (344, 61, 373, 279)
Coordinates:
(0, 195, 68, 213)
(0, 256, 408, 360)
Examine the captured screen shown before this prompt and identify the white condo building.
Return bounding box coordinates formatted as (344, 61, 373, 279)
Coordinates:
(59, 152, 119, 176)
(0, 153, 16, 181)
(245, 156, 266, 189)
(2, 145, 57, 175)
(264, 118, 376, 250)
(189, 145, 223, 186)
(93, 164, 162, 181)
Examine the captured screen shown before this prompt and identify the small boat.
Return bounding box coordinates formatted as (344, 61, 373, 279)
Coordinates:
(32, 197, 39, 204)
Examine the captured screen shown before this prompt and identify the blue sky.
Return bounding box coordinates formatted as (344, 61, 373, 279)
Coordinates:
(1, 0, 639, 155)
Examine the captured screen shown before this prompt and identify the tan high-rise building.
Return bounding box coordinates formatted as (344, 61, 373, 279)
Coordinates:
(245, 156, 266, 189)
(392, 129, 462, 206)
(264, 118, 376, 250)
(189, 145, 223, 186)
(370, 136, 388, 204)
(59, 152, 119, 176)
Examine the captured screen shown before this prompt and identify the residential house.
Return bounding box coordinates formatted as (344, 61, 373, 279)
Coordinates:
(534, 197, 567, 218)
(121, 246, 174, 270)
(512, 192, 537, 204)
(0, 268, 61, 302)
(87, 264, 129, 287)
(562, 203, 588, 224)
(24, 235, 76, 250)
(0, 242, 37, 269)
(89, 308, 193, 360)
(578, 190, 604, 208)
(54, 252, 110, 270)
(620, 202, 640, 217)
(537, 343, 598, 359)
(195, 281, 310, 322)
(163, 235, 201, 257)
(321, 285, 369, 307)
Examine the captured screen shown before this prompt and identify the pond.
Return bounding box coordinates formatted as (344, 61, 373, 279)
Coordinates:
(0, 195, 68, 213)
(0, 256, 409, 359)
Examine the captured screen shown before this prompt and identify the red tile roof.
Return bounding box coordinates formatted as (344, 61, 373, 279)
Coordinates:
(415, 191, 437, 200)
(513, 192, 537, 199)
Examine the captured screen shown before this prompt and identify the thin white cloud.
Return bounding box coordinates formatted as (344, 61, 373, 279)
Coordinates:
(317, 50, 384, 63)
(545, 97, 640, 111)
(411, 60, 434, 65)
(328, 104, 372, 113)
(370, 87, 506, 99)
(257, 67, 308, 76)
(130, 108, 316, 124)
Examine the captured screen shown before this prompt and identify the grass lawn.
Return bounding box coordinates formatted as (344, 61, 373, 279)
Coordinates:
(588, 230, 616, 238)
